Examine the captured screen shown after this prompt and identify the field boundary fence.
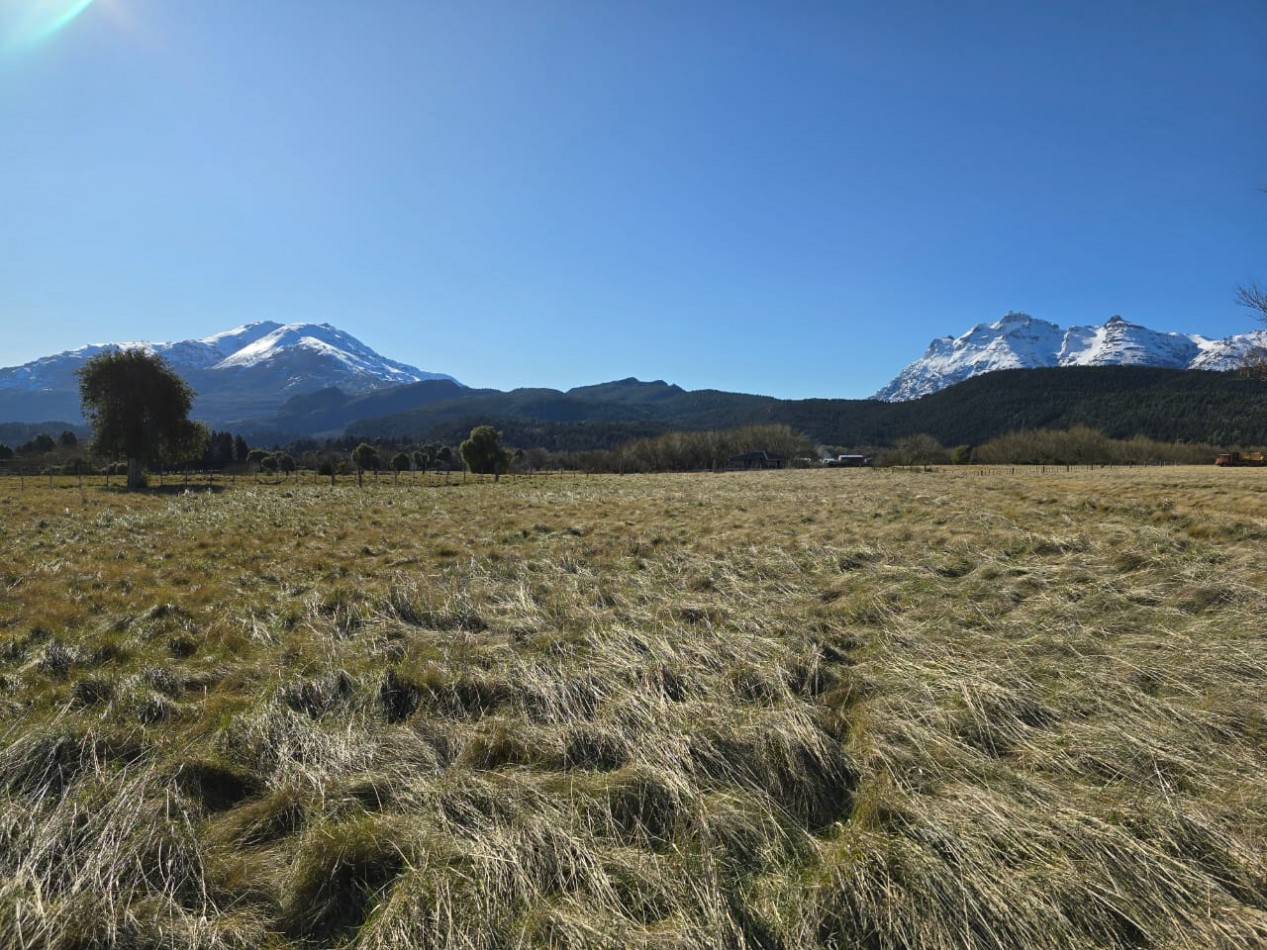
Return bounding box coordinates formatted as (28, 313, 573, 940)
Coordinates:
(0, 459, 1235, 492)
(0, 463, 595, 492)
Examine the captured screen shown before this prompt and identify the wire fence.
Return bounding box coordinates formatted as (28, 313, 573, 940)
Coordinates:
(0, 460, 1237, 493)
(0, 464, 596, 491)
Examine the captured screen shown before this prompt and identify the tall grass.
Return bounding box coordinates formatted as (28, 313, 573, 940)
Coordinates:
(0, 468, 1265, 947)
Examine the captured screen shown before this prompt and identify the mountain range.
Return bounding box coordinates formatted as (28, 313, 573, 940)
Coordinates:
(2, 316, 1266, 450)
(0, 323, 457, 426)
(874, 313, 1267, 401)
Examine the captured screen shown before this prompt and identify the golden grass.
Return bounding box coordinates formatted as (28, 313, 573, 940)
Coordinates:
(0, 467, 1265, 948)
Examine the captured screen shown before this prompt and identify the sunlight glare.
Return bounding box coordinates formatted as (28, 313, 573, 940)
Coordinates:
(2, 0, 97, 54)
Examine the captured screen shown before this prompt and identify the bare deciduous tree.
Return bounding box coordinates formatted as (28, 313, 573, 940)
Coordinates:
(1235, 281, 1267, 377)
(1237, 281, 1267, 321)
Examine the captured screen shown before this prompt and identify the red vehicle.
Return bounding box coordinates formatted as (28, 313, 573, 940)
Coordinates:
(1215, 452, 1266, 467)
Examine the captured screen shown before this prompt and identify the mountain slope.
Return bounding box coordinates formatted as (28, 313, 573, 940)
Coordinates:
(7, 365, 1267, 453)
(0, 323, 459, 426)
(322, 367, 1267, 451)
(875, 313, 1267, 401)
(312, 379, 777, 444)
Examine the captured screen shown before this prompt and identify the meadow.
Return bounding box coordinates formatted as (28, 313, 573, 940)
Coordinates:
(0, 467, 1265, 949)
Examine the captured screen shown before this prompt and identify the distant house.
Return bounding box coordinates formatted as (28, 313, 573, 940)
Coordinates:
(727, 451, 787, 470)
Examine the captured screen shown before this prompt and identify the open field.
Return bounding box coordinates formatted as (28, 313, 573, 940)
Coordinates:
(1, 467, 1266, 948)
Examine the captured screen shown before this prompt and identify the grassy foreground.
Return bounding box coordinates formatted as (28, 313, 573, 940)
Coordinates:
(1, 468, 1265, 948)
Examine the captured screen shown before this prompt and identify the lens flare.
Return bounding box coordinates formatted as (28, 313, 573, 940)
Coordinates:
(34, 0, 95, 41)
(3, 0, 97, 53)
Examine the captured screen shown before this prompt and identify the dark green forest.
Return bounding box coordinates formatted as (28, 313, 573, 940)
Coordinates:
(341, 367, 1267, 451)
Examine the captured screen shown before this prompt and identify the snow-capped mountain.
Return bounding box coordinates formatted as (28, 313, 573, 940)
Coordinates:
(874, 313, 1267, 401)
(0, 323, 460, 425)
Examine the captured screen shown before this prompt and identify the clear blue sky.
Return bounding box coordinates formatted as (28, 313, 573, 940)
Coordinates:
(2, 0, 1264, 398)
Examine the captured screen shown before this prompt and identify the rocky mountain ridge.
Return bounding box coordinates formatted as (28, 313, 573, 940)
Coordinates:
(0, 323, 458, 425)
(874, 313, 1267, 401)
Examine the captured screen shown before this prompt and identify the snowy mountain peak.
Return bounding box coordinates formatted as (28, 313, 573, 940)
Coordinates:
(0, 322, 460, 425)
(197, 322, 285, 353)
(874, 314, 1262, 401)
(998, 311, 1036, 325)
(218, 323, 362, 367)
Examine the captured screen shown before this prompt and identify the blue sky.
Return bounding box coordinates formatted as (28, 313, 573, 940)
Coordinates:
(2, 0, 1264, 398)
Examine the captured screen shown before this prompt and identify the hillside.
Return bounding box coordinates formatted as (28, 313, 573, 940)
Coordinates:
(335, 367, 1267, 450)
(751, 365, 1267, 448)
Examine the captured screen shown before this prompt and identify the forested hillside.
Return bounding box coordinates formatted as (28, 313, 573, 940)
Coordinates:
(775, 366, 1267, 448)
(341, 367, 1267, 450)
(10, 367, 1267, 455)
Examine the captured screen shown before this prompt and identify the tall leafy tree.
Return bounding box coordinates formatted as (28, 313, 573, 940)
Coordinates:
(202, 430, 236, 468)
(390, 451, 410, 483)
(23, 433, 56, 454)
(460, 426, 510, 480)
(352, 442, 379, 487)
(77, 349, 205, 490)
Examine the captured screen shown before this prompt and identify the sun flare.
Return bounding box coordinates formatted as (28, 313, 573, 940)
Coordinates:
(2, 0, 97, 53)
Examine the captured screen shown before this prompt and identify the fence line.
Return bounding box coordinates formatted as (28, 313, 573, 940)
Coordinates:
(0, 466, 596, 491)
(0, 461, 1239, 492)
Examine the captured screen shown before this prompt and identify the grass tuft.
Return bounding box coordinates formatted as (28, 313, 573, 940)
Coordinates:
(282, 815, 408, 941)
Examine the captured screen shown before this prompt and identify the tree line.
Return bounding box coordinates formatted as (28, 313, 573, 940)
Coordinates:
(567, 425, 814, 473)
(875, 427, 1229, 467)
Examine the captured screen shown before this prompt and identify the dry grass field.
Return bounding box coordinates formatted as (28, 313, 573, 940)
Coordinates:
(1, 467, 1265, 949)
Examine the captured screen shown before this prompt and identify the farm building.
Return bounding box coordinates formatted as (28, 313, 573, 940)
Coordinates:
(727, 451, 787, 470)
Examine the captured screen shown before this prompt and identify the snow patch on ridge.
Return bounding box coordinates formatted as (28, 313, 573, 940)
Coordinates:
(874, 314, 1265, 401)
